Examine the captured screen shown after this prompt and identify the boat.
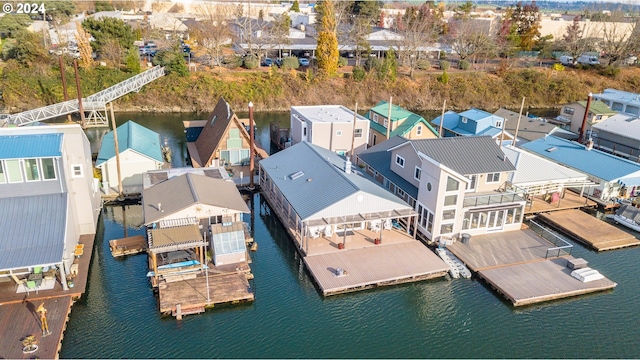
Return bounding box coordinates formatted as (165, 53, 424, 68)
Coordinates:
(435, 247, 471, 279)
(607, 203, 640, 232)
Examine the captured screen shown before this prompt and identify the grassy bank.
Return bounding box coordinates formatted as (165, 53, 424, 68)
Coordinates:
(3, 59, 640, 115)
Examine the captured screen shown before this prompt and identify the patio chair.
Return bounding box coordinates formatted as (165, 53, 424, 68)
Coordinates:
(33, 266, 42, 275)
(26, 280, 38, 294)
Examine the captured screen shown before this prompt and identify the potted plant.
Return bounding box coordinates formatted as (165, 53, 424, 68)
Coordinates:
(22, 335, 38, 354)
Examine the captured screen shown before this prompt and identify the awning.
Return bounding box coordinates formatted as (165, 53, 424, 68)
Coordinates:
(618, 178, 640, 188)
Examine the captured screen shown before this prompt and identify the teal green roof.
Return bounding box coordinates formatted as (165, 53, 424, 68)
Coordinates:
(96, 120, 164, 166)
(367, 102, 438, 137)
(577, 100, 615, 115)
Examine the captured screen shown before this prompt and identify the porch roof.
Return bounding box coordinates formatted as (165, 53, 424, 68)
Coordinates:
(149, 225, 204, 254)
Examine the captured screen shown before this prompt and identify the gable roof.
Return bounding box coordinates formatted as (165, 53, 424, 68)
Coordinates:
(260, 141, 413, 221)
(502, 146, 588, 185)
(592, 113, 640, 139)
(96, 120, 163, 166)
(521, 135, 640, 182)
(0, 133, 62, 159)
(193, 97, 245, 167)
(495, 108, 559, 144)
(432, 109, 508, 138)
(576, 100, 615, 115)
(143, 173, 250, 225)
(368, 101, 415, 122)
(411, 136, 516, 175)
(357, 136, 418, 199)
(367, 102, 438, 137)
(458, 108, 496, 122)
(0, 193, 67, 270)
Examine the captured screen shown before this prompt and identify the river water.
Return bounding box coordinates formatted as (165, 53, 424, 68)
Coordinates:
(61, 112, 640, 358)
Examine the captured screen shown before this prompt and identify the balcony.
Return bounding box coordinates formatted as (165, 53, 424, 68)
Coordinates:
(463, 190, 526, 208)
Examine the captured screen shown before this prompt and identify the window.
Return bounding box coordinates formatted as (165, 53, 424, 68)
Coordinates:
(303, 127, 307, 136)
(440, 223, 454, 234)
(465, 175, 477, 192)
(72, 165, 83, 178)
(41, 158, 56, 180)
(417, 204, 434, 234)
(563, 107, 575, 115)
(444, 195, 457, 206)
(24, 159, 40, 181)
(486, 172, 500, 183)
(372, 134, 377, 146)
(461, 117, 468, 124)
(627, 105, 640, 116)
(383, 118, 388, 128)
(446, 176, 459, 191)
(0, 161, 5, 183)
(336, 130, 343, 136)
(397, 188, 406, 199)
(416, 125, 422, 136)
(6, 160, 22, 183)
(354, 128, 363, 137)
(612, 102, 623, 111)
(414, 167, 421, 181)
(495, 121, 502, 128)
(595, 115, 602, 120)
(442, 209, 456, 220)
(395, 155, 405, 168)
(373, 113, 378, 122)
(426, 182, 432, 191)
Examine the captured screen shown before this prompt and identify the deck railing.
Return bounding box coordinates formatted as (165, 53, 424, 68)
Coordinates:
(463, 191, 526, 208)
(529, 220, 573, 258)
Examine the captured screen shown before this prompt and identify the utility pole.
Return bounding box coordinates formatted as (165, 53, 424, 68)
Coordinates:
(350, 102, 358, 162)
(386, 96, 392, 139)
(439, 100, 446, 138)
(58, 56, 72, 123)
(513, 97, 526, 146)
(109, 103, 123, 196)
(249, 102, 255, 190)
(73, 59, 86, 129)
(579, 93, 593, 143)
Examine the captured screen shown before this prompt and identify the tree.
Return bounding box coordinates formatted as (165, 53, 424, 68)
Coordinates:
(347, 16, 371, 67)
(496, 9, 520, 57)
(191, 4, 233, 67)
(153, 46, 188, 76)
(352, 0, 381, 24)
(101, 37, 124, 67)
(75, 21, 94, 68)
(588, 12, 640, 65)
(448, 19, 496, 63)
(125, 46, 141, 73)
(454, 1, 473, 19)
(396, 4, 444, 77)
(290, 0, 300, 12)
(378, 48, 397, 81)
(3, 30, 48, 66)
(269, 13, 292, 58)
(82, 17, 135, 52)
(316, 0, 339, 78)
(560, 16, 587, 62)
(507, 1, 541, 51)
(0, 13, 33, 37)
(44, 1, 75, 24)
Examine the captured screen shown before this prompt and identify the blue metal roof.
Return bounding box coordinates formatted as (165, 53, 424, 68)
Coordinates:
(0, 193, 67, 270)
(458, 108, 495, 122)
(521, 136, 640, 182)
(96, 120, 164, 166)
(0, 133, 62, 159)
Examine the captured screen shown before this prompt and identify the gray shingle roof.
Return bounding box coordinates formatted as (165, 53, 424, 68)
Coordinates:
(260, 142, 412, 221)
(0, 193, 67, 270)
(357, 136, 418, 199)
(143, 173, 250, 225)
(410, 136, 516, 175)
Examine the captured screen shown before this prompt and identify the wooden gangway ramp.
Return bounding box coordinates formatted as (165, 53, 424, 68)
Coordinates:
(109, 235, 147, 257)
(537, 209, 640, 251)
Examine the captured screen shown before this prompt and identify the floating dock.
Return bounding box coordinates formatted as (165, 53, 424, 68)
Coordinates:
(109, 235, 147, 257)
(447, 230, 616, 306)
(537, 209, 640, 251)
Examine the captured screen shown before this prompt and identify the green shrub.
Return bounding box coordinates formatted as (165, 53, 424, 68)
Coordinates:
(438, 69, 449, 84)
(551, 63, 565, 71)
(222, 55, 242, 69)
(243, 56, 259, 69)
(338, 56, 348, 67)
(352, 66, 366, 81)
(365, 57, 381, 71)
(439, 60, 450, 70)
(439, 50, 447, 60)
(417, 60, 430, 70)
(282, 56, 299, 69)
(598, 65, 620, 78)
(459, 60, 471, 70)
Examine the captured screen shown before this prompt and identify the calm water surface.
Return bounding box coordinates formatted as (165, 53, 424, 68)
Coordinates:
(62, 112, 640, 359)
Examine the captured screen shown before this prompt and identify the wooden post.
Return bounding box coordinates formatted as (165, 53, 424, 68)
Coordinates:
(73, 59, 86, 129)
(350, 102, 358, 162)
(109, 103, 124, 196)
(58, 56, 72, 123)
(513, 97, 526, 146)
(386, 96, 392, 139)
(439, 100, 446, 138)
(412, 216, 417, 239)
(579, 93, 593, 143)
(152, 253, 158, 284)
(248, 102, 255, 189)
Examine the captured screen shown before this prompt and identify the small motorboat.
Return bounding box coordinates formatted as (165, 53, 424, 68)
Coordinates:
(607, 203, 640, 232)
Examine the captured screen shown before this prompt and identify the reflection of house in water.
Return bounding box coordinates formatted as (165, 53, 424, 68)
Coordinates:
(142, 172, 254, 316)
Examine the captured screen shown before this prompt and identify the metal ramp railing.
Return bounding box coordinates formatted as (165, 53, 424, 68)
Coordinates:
(3, 66, 165, 127)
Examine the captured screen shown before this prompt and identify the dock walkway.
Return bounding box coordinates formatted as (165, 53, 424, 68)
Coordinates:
(447, 230, 616, 306)
(537, 209, 640, 251)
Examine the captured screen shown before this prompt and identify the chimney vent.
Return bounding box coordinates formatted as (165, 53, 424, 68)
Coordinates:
(344, 159, 352, 174)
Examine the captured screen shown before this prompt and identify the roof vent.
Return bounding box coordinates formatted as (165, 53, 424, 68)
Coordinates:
(546, 147, 558, 152)
(307, 178, 312, 182)
(290, 171, 304, 180)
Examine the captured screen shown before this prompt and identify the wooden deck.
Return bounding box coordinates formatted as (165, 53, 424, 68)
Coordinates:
(447, 230, 616, 306)
(158, 271, 254, 316)
(0, 234, 95, 359)
(304, 241, 449, 296)
(537, 209, 640, 251)
(0, 296, 73, 360)
(524, 190, 596, 214)
(109, 235, 147, 257)
(479, 257, 617, 306)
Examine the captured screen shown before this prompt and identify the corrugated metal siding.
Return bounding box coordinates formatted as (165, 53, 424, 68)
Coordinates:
(0, 133, 62, 159)
(0, 193, 67, 270)
(412, 136, 516, 175)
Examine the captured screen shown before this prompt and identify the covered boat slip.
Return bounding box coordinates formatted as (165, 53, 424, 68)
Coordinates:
(536, 209, 640, 251)
(446, 230, 617, 306)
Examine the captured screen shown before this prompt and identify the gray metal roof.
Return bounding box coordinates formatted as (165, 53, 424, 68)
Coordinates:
(260, 141, 413, 221)
(0, 193, 67, 270)
(502, 146, 588, 185)
(149, 224, 204, 253)
(357, 136, 418, 199)
(143, 173, 249, 225)
(494, 108, 560, 144)
(410, 136, 516, 176)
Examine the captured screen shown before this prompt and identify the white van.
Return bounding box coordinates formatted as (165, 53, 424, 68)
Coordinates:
(559, 55, 573, 65)
(577, 55, 600, 65)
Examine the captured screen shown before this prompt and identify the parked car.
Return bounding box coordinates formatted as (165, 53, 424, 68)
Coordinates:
(559, 55, 573, 66)
(299, 58, 310, 66)
(262, 57, 274, 67)
(577, 54, 600, 65)
(274, 58, 283, 67)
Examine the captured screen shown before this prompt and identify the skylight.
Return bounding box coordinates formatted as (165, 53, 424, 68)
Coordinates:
(546, 147, 558, 152)
(290, 171, 304, 180)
